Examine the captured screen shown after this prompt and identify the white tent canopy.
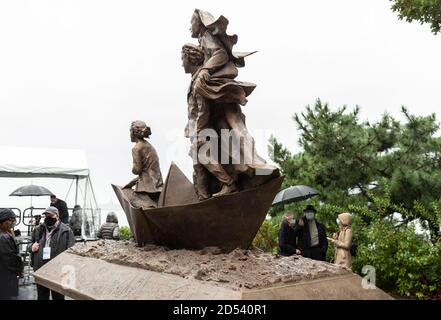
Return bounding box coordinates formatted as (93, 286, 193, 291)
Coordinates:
(0, 146, 89, 178)
(0, 146, 100, 238)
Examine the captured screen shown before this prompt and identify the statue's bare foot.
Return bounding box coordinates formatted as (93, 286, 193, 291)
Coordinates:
(213, 183, 238, 197)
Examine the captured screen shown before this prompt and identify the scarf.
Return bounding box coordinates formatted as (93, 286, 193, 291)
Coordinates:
(308, 220, 319, 247)
(45, 221, 59, 247)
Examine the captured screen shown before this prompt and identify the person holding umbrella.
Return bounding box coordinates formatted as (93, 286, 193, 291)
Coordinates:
(29, 206, 75, 300)
(278, 213, 300, 256)
(0, 209, 23, 300)
(292, 204, 328, 262)
(273, 185, 326, 259)
(50, 195, 69, 224)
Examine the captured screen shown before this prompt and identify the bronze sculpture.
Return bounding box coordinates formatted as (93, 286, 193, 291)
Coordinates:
(33, 10, 393, 302)
(185, 9, 279, 199)
(123, 120, 163, 209)
(182, 43, 238, 199)
(113, 9, 283, 250)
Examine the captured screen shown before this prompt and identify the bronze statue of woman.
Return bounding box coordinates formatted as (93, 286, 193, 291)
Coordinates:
(190, 9, 255, 105)
(123, 120, 163, 208)
(182, 43, 278, 201)
(182, 43, 238, 199)
(187, 10, 279, 192)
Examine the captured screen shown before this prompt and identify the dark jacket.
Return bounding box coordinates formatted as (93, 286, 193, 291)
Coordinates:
(97, 212, 120, 240)
(278, 220, 297, 256)
(51, 199, 69, 224)
(29, 222, 75, 271)
(0, 231, 23, 299)
(294, 218, 328, 261)
(29, 224, 42, 267)
(69, 207, 82, 236)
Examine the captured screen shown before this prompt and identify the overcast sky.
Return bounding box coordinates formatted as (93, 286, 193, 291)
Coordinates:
(1, 0, 440, 207)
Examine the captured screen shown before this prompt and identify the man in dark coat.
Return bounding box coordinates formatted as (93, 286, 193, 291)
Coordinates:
(0, 209, 23, 300)
(293, 205, 328, 261)
(29, 206, 75, 300)
(50, 195, 69, 224)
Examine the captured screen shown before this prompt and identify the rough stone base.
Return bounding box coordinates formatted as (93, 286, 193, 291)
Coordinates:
(242, 274, 392, 300)
(33, 252, 392, 300)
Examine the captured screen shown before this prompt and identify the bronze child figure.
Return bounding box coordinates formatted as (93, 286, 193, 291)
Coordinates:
(124, 120, 163, 208)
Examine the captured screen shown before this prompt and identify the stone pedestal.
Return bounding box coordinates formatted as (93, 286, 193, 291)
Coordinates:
(33, 252, 392, 300)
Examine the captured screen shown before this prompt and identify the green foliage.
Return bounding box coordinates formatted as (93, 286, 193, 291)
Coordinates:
(390, 0, 441, 34)
(271, 100, 441, 242)
(346, 186, 441, 298)
(353, 217, 441, 299)
(263, 99, 441, 299)
(119, 226, 132, 241)
(253, 218, 280, 253)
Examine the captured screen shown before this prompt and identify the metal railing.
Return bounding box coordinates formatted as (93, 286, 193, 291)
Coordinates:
(2, 206, 100, 240)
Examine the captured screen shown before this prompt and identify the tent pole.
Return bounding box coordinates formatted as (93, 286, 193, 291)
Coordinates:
(82, 176, 89, 239)
(75, 176, 79, 206)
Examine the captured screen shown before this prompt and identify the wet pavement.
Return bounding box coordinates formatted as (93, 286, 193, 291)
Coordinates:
(17, 269, 38, 300)
(18, 274, 72, 300)
(18, 282, 38, 300)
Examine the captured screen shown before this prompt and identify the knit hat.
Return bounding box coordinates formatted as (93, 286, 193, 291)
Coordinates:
(0, 208, 17, 223)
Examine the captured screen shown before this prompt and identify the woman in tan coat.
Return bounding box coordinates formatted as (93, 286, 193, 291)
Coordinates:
(330, 212, 353, 270)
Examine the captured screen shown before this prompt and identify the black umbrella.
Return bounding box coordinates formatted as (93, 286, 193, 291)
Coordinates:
(10, 185, 54, 197)
(10, 184, 54, 207)
(272, 185, 318, 206)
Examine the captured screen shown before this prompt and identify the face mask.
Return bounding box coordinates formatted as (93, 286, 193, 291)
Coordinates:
(336, 218, 341, 226)
(305, 212, 315, 220)
(45, 217, 57, 228)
